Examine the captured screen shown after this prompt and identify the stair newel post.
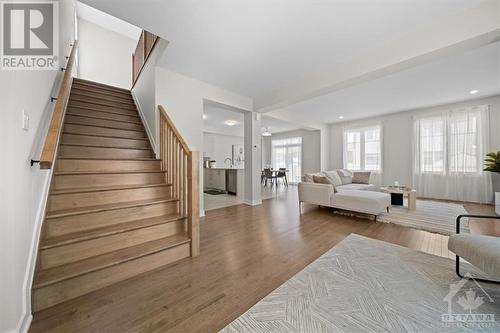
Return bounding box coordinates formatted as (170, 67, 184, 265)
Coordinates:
(188, 151, 200, 257)
(160, 114, 165, 171)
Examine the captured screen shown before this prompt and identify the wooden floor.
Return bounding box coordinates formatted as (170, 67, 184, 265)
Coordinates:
(30, 187, 498, 333)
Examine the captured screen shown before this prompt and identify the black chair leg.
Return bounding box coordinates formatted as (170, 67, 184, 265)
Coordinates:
(455, 255, 500, 284)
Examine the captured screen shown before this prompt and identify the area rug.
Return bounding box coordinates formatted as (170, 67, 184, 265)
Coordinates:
(221, 234, 500, 333)
(377, 199, 469, 235)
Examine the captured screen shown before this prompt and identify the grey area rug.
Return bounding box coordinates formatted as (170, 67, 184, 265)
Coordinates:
(377, 199, 469, 235)
(221, 234, 500, 333)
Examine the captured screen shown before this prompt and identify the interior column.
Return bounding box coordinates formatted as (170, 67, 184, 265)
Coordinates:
(244, 111, 262, 206)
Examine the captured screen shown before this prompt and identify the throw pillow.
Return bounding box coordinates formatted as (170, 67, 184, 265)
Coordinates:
(305, 172, 324, 183)
(312, 175, 338, 193)
(337, 169, 353, 185)
(324, 170, 342, 187)
(352, 171, 371, 184)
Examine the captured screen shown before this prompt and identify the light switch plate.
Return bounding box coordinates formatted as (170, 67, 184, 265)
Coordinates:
(22, 109, 29, 130)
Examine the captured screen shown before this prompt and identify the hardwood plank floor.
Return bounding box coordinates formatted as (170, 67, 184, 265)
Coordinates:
(29, 186, 498, 333)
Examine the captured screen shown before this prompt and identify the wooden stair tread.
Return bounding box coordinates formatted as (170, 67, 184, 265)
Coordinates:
(64, 121, 145, 133)
(66, 112, 142, 124)
(69, 96, 137, 110)
(60, 143, 151, 151)
(41, 214, 185, 249)
(73, 78, 131, 93)
(54, 170, 165, 175)
(46, 198, 178, 219)
(51, 183, 171, 195)
(68, 105, 140, 118)
(34, 234, 190, 288)
(62, 132, 149, 140)
(71, 87, 134, 100)
(57, 157, 159, 161)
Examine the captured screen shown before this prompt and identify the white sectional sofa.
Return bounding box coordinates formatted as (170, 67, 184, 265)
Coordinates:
(298, 169, 391, 217)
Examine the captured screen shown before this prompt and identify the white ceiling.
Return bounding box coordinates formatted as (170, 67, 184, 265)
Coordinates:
(76, 2, 141, 40)
(79, 0, 487, 98)
(267, 41, 500, 125)
(78, 0, 499, 129)
(203, 104, 302, 137)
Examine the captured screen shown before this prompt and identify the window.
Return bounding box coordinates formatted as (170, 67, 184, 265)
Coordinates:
(271, 137, 302, 183)
(343, 125, 382, 172)
(418, 116, 445, 173)
(414, 108, 482, 174)
(449, 112, 479, 173)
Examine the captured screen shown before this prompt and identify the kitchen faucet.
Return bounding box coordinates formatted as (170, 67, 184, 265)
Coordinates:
(224, 158, 233, 167)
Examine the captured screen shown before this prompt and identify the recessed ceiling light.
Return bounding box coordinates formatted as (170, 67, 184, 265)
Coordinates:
(338, 116, 344, 119)
(470, 89, 479, 95)
(224, 120, 238, 126)
(202, 114, 207, 120)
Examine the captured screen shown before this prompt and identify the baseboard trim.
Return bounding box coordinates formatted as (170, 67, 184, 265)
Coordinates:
(243, 199, 262, 206)
(17, 313, 32, 333)
(131, 91, 156, 155)
(19, 170, 52, 333)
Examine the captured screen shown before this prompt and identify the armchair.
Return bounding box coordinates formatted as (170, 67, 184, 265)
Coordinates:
(449, 214, 500, 284)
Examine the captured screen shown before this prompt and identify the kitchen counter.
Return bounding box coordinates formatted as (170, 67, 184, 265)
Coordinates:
(204, 168, 245, 196)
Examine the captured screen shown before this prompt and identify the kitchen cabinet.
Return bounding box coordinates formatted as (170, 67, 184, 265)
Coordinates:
(204, 168, 226, 191)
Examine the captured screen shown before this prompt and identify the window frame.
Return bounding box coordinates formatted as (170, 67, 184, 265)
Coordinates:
(413, 107, 485, 175)
(271, 136, 303, 184)
(342, 124, 383, 173)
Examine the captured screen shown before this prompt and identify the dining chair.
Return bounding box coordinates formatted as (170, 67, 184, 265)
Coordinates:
(263, 168, 276, 187)
(277, 168, 288, 187)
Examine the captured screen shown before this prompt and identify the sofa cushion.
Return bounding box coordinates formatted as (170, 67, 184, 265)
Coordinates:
(449, 234, 500, 278)
(324, 170, 343, 187)
(337, 169, 353, 185)
(304, 172, 324, 183)
(331, 190, 390, 215)
(352, 171, 371, 184)
(337, 183, 377, 191)
(313, 175, 337, 193)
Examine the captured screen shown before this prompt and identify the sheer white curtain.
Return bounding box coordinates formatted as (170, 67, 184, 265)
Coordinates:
(413, 105, 492, 203)
(343, 125, 383, 185)
(271, 137, 302, 184)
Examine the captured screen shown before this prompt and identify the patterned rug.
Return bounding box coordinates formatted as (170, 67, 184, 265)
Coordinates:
(377, 199, 469, 235)
(221, 234, 500, 333)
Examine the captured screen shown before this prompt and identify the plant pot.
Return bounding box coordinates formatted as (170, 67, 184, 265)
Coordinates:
(490, 174, 500, 215)
(496, 192, 500, 216)
(492, 173, 500, 193)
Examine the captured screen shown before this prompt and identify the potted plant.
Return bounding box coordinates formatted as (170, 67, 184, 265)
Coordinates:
(484, 150, 500, 214)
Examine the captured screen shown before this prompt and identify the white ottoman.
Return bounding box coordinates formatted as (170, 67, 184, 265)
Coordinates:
(332, 190, 391, 216)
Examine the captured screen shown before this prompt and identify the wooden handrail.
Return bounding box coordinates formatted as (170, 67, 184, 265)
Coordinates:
(39, 40, 78, 169)
(158, 105, 190, 152)
(158, 105, 200, 256)
(132, 31, 159, 88)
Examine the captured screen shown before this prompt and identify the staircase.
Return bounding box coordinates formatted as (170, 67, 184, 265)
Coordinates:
(32, 78, 195, 312)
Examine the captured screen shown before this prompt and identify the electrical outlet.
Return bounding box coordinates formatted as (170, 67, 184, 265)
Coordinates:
(22, 109, 29, 130)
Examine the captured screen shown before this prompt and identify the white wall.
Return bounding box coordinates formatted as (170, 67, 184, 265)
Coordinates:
(154, 67, 253, 151)
(203, 133, 244, 168)
(262, 129, 321, 176)
(77, 18, 137, 89)
(0, 1, 76, 332)
(329, 95, 500, 187)
(133, 66, 254, 215)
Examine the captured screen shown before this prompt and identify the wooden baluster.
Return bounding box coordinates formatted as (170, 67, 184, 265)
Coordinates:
(184, 153, 188, 216)
(157, 106, 200, 256)
(188, 151, 200, 256)
(160, 117, 164, 171)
